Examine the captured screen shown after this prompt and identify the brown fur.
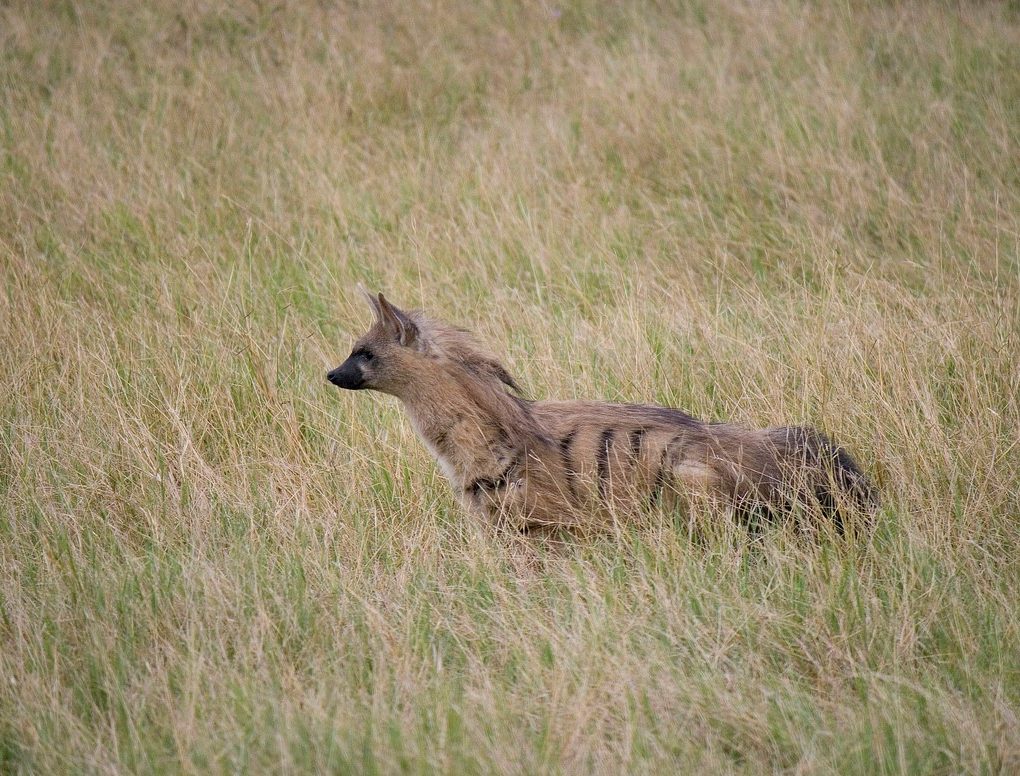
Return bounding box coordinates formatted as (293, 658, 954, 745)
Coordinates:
(327, 292, 879, 536)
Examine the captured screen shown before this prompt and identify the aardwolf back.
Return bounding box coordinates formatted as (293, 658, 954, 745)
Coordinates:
(327, 292, 878, 536)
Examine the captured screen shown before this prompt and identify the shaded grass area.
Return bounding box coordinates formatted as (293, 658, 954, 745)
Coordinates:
(2, 1, 1019, 773)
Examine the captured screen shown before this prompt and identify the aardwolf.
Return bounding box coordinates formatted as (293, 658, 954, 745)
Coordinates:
(327, 291, 878, 536)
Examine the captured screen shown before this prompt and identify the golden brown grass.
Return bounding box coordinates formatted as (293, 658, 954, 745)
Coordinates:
(1, 1, 1019, 772)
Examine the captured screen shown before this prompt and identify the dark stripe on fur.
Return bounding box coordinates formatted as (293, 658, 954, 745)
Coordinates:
(559, 430, 578, 502)
(596, 429, 614, 500)
(649, 446, 670, 507)
(666, 434, 685, 461)
(629, 428, 645, 461)
(468, 455, 520, 496)
(433, 428, 450, 455)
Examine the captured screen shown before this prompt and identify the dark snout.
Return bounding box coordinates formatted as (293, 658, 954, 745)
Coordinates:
(326, 358, 365, 390)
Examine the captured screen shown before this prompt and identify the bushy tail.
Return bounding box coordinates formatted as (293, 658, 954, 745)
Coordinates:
(767, 426, 880, 533)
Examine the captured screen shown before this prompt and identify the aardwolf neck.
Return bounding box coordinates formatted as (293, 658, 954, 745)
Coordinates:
(398, 365, 542, 490)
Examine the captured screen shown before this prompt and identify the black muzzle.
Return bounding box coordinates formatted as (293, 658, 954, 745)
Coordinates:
(326, 359, 365, 390)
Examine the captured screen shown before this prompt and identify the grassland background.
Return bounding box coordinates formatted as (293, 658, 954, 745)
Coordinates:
(1, 1, 1019, 773)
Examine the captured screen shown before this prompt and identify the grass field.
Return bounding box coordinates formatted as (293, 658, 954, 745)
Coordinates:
(2, 1, 1019, 773)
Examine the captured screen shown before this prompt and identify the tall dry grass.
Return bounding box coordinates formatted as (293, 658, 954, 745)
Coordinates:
(1, 1, 1018, 772)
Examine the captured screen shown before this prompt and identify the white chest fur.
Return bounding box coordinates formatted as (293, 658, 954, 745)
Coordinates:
(409, 415, 461, 487)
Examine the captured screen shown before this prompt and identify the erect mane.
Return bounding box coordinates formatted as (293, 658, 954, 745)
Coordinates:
(411, 312, 523, 395)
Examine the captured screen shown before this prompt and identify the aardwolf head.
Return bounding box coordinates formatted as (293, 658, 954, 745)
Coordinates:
(326, 289, 521, 397)
(326, 289, 422, 394)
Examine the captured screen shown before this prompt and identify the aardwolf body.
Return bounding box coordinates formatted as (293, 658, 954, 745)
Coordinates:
(327, 292, 878, 535)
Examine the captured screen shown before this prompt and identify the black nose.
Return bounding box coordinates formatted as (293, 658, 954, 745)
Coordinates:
(326, 362, 365, 390)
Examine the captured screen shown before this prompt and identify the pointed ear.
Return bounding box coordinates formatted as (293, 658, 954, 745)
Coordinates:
(377, 293, 418, 347)
(357, 283, 383, 322)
